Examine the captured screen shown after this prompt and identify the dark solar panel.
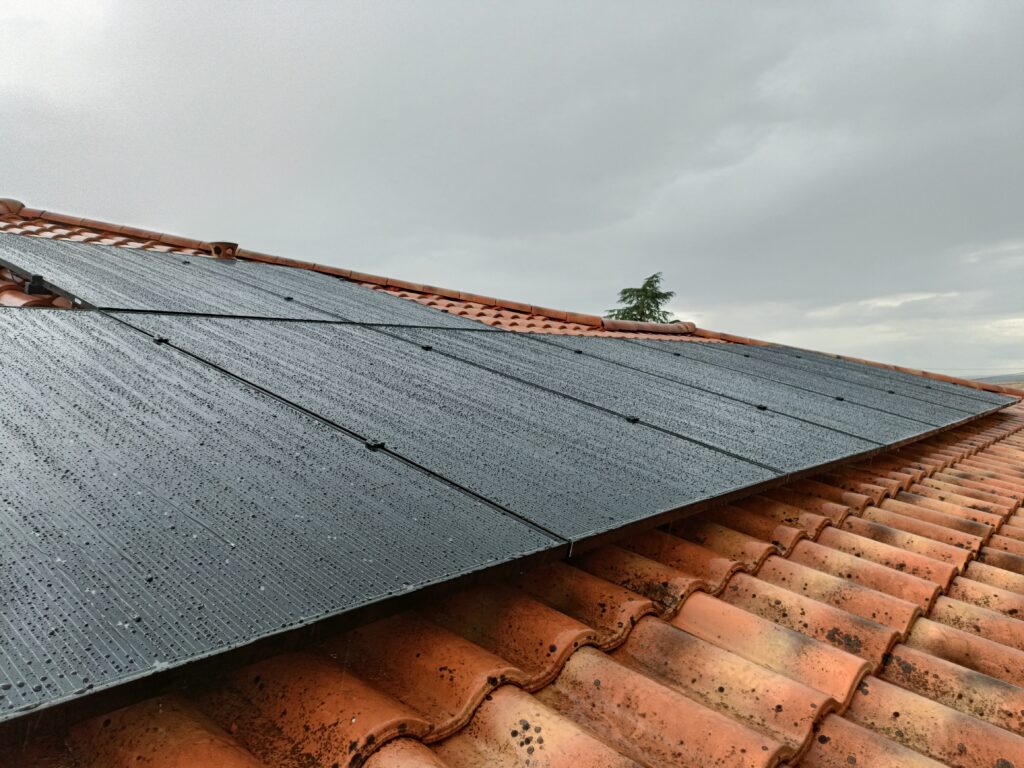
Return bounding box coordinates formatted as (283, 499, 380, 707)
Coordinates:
(628, 339, 984, 425)
(180, 258, 491, 328)
(0, 234, 488, 327)
(0, 234, 330, 317)
(0, 310, 557, 721)
(116, 313, 777, 542)
(742, 343, 1014, 406)
(536, 336, 994, 443)
(384, 327, 878, 472)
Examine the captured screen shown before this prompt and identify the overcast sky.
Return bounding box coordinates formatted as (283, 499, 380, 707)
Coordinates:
(2, 2, 1022, 376)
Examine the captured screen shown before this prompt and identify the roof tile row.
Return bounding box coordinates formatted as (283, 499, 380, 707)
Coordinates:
(11, 403, 1024, 768)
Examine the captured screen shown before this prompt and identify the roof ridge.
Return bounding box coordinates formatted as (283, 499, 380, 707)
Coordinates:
(234, 245, 697, 335)
(0, 197, 696, 335)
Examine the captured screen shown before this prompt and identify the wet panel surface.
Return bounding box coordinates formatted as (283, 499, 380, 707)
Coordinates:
(387, 327, 877, 473)
(0, 310, 557, 720)
(629, 339, 978, 426)
(763, 343, 1014, 406)
(0, 234, 486, 327)
(180, 258, 493, 328)
(0, 234, 333, 317)
(536, 336, 987, 443)
(698, 341, 1014, 412)
(118, 314, 777, 541)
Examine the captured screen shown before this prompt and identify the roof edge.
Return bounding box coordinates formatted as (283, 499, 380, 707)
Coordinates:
(5, 201, 212, 253)
(693, 327, 1024, 398)
(236, 247, 696, 334)
(0, 197, 696, 335)
(4, 198, 1017, 384)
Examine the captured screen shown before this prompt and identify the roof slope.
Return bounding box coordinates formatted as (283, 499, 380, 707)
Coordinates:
(10, 404, 1024, 767)
(0, 199, 1022, 766)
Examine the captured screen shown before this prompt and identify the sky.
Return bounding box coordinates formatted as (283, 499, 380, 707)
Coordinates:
(2, 1, 1022, 377)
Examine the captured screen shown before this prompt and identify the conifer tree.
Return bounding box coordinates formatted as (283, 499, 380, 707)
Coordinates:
(605, 272, 676, 323)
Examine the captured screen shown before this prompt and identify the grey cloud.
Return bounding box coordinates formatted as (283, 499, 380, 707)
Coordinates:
(1, 0, 1021, 377)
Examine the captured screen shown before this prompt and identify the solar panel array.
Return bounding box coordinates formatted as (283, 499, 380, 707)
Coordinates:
(0, 234, 488, 327)
(0, 233, 1014, 721)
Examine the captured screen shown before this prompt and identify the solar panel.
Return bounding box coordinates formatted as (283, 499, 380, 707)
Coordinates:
(0, 309, 557, 721)
(383, 326, 878, 472)
(0, 234, 489, 328)
(628, 338, 984, 425)
(180, 257, 491, 328)
(535, 336, 992, 443)
(737, 343, 1014, 406)
(0, 234, 329, 317)
(115, 313, 777, 542)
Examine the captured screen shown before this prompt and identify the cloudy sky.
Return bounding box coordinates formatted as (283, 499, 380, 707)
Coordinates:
(2, 1, 1022, 376)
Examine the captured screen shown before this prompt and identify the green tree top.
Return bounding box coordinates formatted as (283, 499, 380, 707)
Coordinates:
(605, 272, 676, 323)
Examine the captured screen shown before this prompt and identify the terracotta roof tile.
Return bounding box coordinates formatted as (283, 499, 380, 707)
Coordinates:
(754, 554, 921, 635)
(67, 695, 265, 768)
(429, 587, 597, 687)
(719, 572, 902, 672)
(572, 545, 706, 613)
(615, 615, 836, 757)
(929, 595, 1024, 651)
(539, 644, 790, 766)
(844, 674, 1024, 766)
(801, 712, 948, 767)
(364, 739, 449, 768)
(977, 545, 1024, 575)
(880, 642, 1024, 736)
(432, 685, 641, 768)
(0, 290, 53, 307)
(786, 537, 941, 611)
(514, 562, 657, 647)
(671, 591, 872, 709)
(906, 616, 1024, 687)
(210, 652, 433, 768)
(621, 528, 744, 592)
(947, 572, 1024, 616)
(320, 615, 520, 740)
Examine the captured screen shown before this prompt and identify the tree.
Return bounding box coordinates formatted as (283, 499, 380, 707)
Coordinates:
(605, 272, 676, 323)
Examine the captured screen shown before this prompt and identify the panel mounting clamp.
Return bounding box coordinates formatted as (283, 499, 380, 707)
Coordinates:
(25, 275, 48, 295)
